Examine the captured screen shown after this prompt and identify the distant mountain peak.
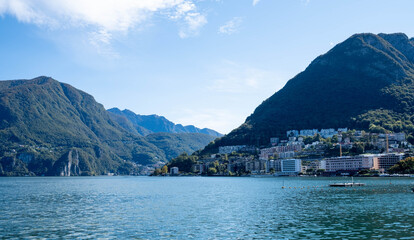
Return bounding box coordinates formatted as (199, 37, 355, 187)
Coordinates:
(107, 108, 222, 137)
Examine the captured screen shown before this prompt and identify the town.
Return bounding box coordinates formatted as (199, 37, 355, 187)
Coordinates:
(152, 128, 414, 177)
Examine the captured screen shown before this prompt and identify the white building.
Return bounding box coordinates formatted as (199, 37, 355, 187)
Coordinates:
(170, 167, 179, 175)
(300, 129, 319, 137)
(319, 160, 327, 170)
(324, 154, 405, 173)
(324, 155, 375, 172)
(287, 130, 299, 137)
(281, 159, 302, 173)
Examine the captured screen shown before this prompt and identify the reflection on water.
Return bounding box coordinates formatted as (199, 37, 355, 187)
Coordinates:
(0, 177, 413, 239)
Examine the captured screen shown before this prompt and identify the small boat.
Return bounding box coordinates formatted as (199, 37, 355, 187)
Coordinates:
(329, 182, 366, 187)
(329, 177, 366, 187)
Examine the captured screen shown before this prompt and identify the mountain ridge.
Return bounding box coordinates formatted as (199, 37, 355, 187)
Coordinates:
(201, 33, 414, 153)
(107, 107, 222, 137)
(0, 76, 219, 176)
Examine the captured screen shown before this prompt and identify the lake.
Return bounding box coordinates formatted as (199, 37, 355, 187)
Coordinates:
(0, 177, 413, 239)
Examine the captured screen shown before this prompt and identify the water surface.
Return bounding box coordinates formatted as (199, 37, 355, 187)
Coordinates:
(0, 177, 413, 239)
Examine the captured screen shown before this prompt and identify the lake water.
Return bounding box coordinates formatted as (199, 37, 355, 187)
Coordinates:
(0, 177, 413, 239)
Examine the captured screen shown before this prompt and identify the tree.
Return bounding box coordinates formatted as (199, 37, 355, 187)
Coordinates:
(153, 168, 162, 176)
(167, 153, 198, 173)
(388, 157, 414, 174)
(407, 135, 414, 145)
(313, 134, 322, 142)
(161, 165, 168, 175)
(351, 143, 365, 155)
(207, 167, 217, 176)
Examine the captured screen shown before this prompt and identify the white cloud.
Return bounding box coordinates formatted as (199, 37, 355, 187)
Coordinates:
(89, 30, 119, 58)
(253, 0, 260, 6)
(179, 12, 207, 38)
(218, 17, 243, 35)
(0, 0, 207, 39)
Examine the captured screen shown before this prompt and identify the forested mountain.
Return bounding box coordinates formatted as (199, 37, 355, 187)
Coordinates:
(146, 133, 216, 161)
(0, 77, 217, 176)
(108, 108, 222, 137)
(202, 33, 414, 153)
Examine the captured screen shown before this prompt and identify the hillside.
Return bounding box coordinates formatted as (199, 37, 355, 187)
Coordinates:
(0, 77, 221, 176)
(108, 108, 222, 137)
(146, 133, 216, 161)
(0, 77, 166, 176)
(202, 33, 414, 153)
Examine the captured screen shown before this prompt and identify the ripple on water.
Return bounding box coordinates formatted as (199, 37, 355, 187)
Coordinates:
(0, 177, 414, 239)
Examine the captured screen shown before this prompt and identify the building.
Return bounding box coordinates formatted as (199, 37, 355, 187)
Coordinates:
(300, 129, 319, 137)
(379, 133, 406, 142)
(245, 159, 267, 174)
(192, 164, 204, 174)
(319, 128, 337, 138)
(170, 167, 179, 175)
(373, 153, 404, 171)
(218, 145, 247, 154)
(281, 159, 302, 173)
(338, 128, 348, 133)
(270, 137, 280, 146)
(287, 130, 299, 137)
(227, 156, 253, 173)
(268, 159, 282, 172)
(259, 144, 302, 160)
(324, 155, 375, 172)
(319, 160, 326, 170)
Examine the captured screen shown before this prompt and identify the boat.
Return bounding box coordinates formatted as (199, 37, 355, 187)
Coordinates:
(329, 177, 366, 187)
(329, 182, 366, 187)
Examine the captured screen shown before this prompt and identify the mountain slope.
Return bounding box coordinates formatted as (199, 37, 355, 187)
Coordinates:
(202, 33, 414, 152)
(146, 133, 216, 161)
(0, 77, 165, 176)
(108, 108, 222, 137)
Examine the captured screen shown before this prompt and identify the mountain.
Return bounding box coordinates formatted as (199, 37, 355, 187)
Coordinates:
(0, 77, 167, 176)
(146, 133, 216, 161)
(107, 108, 222, 137)
(0, 77, 220, 176)
(202, 33, 414, 153)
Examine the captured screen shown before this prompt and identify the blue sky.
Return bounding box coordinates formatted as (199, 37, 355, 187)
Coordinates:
(0, 0, 413, 134)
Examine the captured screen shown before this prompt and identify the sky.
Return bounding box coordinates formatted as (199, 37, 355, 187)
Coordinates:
(0, 0, 413, 134)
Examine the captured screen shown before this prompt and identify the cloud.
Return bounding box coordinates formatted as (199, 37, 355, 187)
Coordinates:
(253, 0, 261, 6)
(89, 30, 119, 58)
(0, 0, 207, 38)
(179, 12, 207, 38)
(218, 17, 243, 35)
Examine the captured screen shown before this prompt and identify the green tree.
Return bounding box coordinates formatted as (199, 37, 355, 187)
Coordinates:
(153, 168, 162, 176)
(389, 157, 414, 174)
(167, 153, 198, 173)
(207, 167, 217, 176)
